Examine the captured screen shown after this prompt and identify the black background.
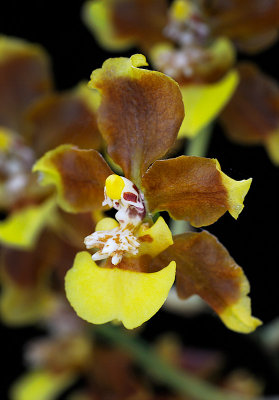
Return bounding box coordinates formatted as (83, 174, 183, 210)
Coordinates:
(0, 1, 279, 398)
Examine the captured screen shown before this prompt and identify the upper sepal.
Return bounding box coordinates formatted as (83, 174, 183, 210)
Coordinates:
(89, 54, 184, 185)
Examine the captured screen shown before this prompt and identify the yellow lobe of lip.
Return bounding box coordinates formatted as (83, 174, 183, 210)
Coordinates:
(95, 217, 119, 231)
(105, 174, 125, 200)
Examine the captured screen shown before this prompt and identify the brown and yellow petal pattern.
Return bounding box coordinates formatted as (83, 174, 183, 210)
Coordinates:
(89, 54, 184, 185)
(152, 230, 261, 333)
(142, 156, 251, 227)
(83, 0, 168, 52)
(220, 63, 279, 165)
(24, 83, 102, 157)
(33, 145, 113, 213)
(0, 36, 52, 131)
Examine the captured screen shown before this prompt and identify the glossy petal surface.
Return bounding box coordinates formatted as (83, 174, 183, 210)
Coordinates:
(179, 70, 238, 138)
(24, 84, 102, 157)
(65, 251, 176, 329)
(142, 156, 251, 227)
(89, 54, 184, 184)
(0, 36, 52, 130)
(153, 231, 261, 333)
(33, 145, 113, 213)
(0, 198, 56, 249)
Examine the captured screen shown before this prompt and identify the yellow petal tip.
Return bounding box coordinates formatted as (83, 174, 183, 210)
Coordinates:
(130, 54, 148, 68)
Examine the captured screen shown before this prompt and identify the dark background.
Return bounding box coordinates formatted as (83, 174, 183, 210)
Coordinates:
(0, 1, 279, 398)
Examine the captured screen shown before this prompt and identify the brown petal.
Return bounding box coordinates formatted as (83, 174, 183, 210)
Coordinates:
(152, 231, 261, 333)
(221, 63, 279, 145)
(0, 36, 53, 130)
(205, 0, 279, 53)
(33, 145, 113, 213)
(23, 84, 102, 157)
(1, 230, 77, 289)
(142, 156, 251, 227)
(0, 230, 79, 325)
(83, 0, 168, 52)
(109, 0, 168, 50)
(89, 54, 184, 185)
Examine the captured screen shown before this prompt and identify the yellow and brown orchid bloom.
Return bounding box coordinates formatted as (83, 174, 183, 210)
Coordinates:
(82, 0, 279, 158)
(0, 36, 103, 325)
(82, 0, 240, 138)
(0, 36, 102, 249)
(33, 54, 261, 333)
(82, 0, 279, 55)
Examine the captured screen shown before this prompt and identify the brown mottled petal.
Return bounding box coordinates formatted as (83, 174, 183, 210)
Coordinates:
(33, 145, 113, 213)
(89, 54, 184, 185)
(142, 156, 251, 227)
(23, 84, 102, 157)
(83, 0, 168, 52)
(205, 0, 279, 53)
(109, 0, 168, 51)
(152, 231, 261, 333)
(220, 63, 279, 145)
(0, 36, 53, 130)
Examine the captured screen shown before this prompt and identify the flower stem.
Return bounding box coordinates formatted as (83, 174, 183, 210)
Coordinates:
(94, 324, 248, 400)
(186, 123, 213, 157)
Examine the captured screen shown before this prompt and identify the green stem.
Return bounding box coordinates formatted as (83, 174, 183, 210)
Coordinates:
(94, 324, 248, 400)
(186, 123, 213, 157)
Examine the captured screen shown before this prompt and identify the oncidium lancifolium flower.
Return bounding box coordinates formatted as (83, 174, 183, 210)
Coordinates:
(0, 36, 105, 327)
(33, 54, 261, 332)
(82, 0, 279, 162)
